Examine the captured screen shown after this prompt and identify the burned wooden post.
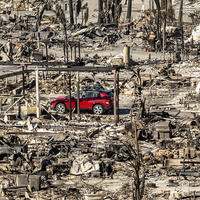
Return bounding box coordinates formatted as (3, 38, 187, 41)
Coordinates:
(28, 43, 31, 63)
(178, 0, 184, 52)
(71, 45, 73, 60)
(74, 44, 76, 61)
(117, 70, 119, 122)
(69, 72, 72, 120)
(163, 0, 167, 60)
(21, 64, 25, 96)
(66, 39, 69, 62)
(77, 72, 80, 118)
(98, 0, 103, 25)
(36, 68, 40, 118)
(45, 41, 48, 62)
(114, 0, 118, 24)
(134, 120, 141, 200)
(163, 22, 165, 60)
(69, 0, 74, 25)
(64, 41, 66, 62)
(0, 98, 2, 114)
(126, 0, 132, 22)
(113, 69, 118, 124)
(78, 41, 81, 58)
(154, 0, 161, 49)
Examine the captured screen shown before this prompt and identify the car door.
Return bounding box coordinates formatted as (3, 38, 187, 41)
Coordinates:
(79, 91, 88, 109)
(80, 91, 99, 109)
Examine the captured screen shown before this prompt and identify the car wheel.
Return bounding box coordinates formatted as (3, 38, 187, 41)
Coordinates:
(56, 103, 66, 114)
(93, 104, 104, 115)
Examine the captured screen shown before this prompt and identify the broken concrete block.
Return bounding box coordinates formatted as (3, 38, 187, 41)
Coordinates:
(29, 175, 41, 191)
(16, 174, 28, 187)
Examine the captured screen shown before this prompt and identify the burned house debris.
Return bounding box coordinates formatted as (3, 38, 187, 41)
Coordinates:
(0, 0, 200, 199)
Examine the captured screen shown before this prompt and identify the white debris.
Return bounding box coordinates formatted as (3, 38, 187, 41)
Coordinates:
(186, 24, 200, 44)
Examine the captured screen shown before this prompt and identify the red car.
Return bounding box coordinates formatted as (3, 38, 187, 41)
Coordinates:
(50, 89, 113, 115)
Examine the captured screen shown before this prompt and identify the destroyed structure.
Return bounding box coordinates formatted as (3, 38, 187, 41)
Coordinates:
(0, 0, 200, 199)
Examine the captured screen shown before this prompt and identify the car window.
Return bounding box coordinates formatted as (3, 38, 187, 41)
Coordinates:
(107, 92, 114, 97)
(100, 91, 114, 97)
(85, 91, 99, 98)
(71, 91, 83, 98)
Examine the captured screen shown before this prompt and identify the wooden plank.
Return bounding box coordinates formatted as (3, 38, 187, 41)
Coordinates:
(5, 96, 24, 113)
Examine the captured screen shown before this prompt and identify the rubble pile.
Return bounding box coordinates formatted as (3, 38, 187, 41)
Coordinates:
(1, 0, 200, 199)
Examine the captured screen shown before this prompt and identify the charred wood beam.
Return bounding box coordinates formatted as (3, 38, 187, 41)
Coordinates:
(0, 70, 32, 79)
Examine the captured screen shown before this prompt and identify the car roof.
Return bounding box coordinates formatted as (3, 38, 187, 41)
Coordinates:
(81, 89, 112, 93)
